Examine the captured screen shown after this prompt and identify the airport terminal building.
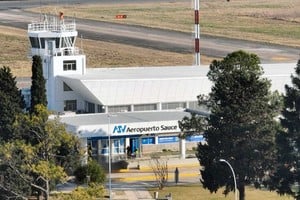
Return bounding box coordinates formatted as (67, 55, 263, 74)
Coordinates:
(27, 14, 296, 163)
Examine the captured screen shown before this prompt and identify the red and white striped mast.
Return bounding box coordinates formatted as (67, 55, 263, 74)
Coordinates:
(194, 0, 200, 66)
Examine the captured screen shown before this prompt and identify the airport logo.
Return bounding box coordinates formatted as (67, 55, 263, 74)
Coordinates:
(113, 125, 127, 133)
(112, 124, 178, 134)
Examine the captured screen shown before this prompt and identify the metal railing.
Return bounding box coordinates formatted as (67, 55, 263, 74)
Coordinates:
(28, 21, 76, 32)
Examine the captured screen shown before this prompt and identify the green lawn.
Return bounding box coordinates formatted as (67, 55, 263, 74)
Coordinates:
(148, 184, 293, 200)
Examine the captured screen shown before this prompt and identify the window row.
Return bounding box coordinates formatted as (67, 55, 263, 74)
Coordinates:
(63, 100, 203, 113)
(29, 37, 75, 49)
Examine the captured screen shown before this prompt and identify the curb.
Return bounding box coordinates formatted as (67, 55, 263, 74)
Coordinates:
(115, 172, 200, 182)
(118, 162, 199, 173)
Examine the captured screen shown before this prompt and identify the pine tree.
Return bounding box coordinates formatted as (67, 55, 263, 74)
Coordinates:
(0, 66, 24, 141)
(181, 51, 279, 200)
(30, 55, 47, 113)
(271, 59, 300, 196)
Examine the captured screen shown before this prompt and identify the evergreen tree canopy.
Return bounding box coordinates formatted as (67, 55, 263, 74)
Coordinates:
(0, 105, 82, 199)
(180, 50, 279, 200)
(271, 59, 300, 195)
(31, 55, 47, 113)
(0, 66, 24, 141)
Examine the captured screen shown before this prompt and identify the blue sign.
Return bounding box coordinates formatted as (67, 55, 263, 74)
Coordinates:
(113, 125, 127, 134)
(158, 136, 179, 144)
(142, 137, 155, 144)
(186, 135, 204, 142)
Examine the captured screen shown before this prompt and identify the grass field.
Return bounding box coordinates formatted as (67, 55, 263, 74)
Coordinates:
(33, 0, 300, 47)
(148, 184, 293, 200)
(2, 0, 300, 77)
(0, 26, 198, 77)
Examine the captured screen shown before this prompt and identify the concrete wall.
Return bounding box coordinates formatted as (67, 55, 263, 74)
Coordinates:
(141, 142, 198, 154)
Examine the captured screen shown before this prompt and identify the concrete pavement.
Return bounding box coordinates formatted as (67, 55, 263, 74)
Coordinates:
(52, 155, 201, 199)
(106, 155, 200, 199)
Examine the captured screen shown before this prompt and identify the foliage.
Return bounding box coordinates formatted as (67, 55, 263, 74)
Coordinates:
(54, 183, 105, 200)
(87, 159, 106, 184)
(0, 105, 82, 199)
(74, 165, 87, 184)
(270, 59, 300, 195)
(150, 158, 168, 190)
(0, 141, 34, 199)
(0, 66, 24, 141)
(30, 55, 47, 113)
(179, 103, 207, 138)
(14, 105, 82, 173)
(74, 159, 106, 185)
(180, 50, 280, 200)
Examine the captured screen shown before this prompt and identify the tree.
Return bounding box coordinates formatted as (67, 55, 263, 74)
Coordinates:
(31, 55, 47, 113)
(180, 51, 279, 200)
(0, 105, 82, 199)
(150, 157, 168, 190)
(0, 66, 25, 141)
(271, 59, 300, 197)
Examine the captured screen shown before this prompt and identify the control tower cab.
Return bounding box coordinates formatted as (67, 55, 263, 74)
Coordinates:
(28, 13, 86, 111)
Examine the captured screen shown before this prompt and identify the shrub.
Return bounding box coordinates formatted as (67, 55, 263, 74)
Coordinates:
(113, 160, 129, 170)
(88, 159, 106, 184)
(74, 160, 106, 185)
(74, 165, 87, 184)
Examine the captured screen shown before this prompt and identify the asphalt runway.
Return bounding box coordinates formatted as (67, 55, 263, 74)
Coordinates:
(0, 0, 299, 64)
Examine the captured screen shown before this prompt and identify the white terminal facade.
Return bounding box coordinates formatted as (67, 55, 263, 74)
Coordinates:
(28, 14, 296, 163)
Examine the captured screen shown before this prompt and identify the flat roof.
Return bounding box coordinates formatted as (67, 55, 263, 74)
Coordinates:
(61, 65, 208, 80)
(59, 110, 191, 126)
(61, 63, 297, 81)
(58, 63, 296, 106)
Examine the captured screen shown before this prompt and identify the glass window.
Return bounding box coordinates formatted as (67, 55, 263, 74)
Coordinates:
(29, 37, 40, 48)
(162, 102, 186, 110)
(158, 136, 179, 144)
(134, 104, 157, 111)
(115, 138, 125, 154)
(142, 137, 155, 145)
(63, 60, 76, 71)
(85, 101, 95, 113)
(97, 105, 105, 113)
(63, 82, 73, 91)
(108, 105, 131, 113)
(61, 37, 75, 48)
(64, 100, 77, 111)
(186, 135, 204, 142)
(100, 140, 109, 155)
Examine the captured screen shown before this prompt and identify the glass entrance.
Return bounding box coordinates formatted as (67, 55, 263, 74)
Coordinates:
(130, 138, 140, 156)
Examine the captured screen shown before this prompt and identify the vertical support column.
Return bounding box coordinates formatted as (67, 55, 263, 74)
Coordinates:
(80, 137, 88, 165)
(194, 0, 200, 66)
(157, 102, 162, 111)
(139, 136, 142, 158)
(155, 135, 159, 144)
(97, 139, 101, 156)
(125, 138, 130, 148)
(180, 137, 186, 159)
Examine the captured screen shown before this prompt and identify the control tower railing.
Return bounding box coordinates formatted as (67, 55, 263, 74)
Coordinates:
(28, 14, 76, 32)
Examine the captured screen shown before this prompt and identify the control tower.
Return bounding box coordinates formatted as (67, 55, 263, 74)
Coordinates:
(28, 13, 86, 112)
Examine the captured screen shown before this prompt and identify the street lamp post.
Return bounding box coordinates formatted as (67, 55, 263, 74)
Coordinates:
(108, 114, 112, 200)
(219, 159, 238, 200)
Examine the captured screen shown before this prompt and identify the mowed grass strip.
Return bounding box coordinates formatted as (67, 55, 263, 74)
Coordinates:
(148, 184, 293, 200)
(31, 0, 300, 47)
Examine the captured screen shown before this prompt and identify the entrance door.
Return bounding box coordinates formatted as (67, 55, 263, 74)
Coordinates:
(130, 138, 140, 155)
